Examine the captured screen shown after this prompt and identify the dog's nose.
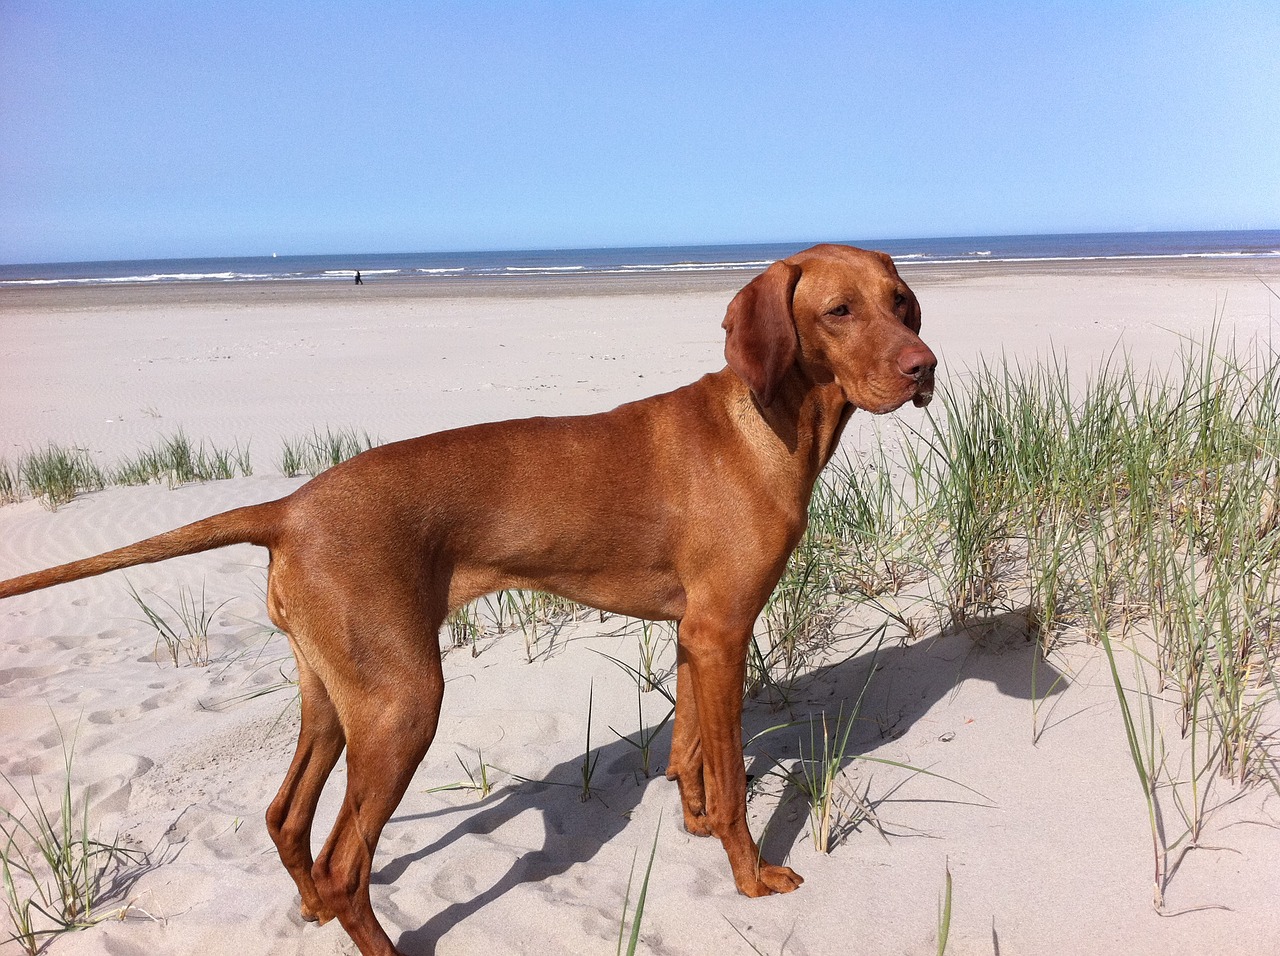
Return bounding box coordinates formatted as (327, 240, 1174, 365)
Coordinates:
(898, 344, 937, 380)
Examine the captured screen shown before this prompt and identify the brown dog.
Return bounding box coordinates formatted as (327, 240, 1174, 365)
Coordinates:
(0, 244, 936, 956)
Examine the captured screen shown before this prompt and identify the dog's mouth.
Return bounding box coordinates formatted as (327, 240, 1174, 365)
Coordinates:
(850, 367, 937, 414)
(911, 368, 936, 408)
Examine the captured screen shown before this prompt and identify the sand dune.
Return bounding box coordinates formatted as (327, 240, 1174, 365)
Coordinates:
(2, 260, 1279, 955)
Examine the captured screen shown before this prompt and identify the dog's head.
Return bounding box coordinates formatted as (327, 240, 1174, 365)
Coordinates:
(722, 244, 936, 413)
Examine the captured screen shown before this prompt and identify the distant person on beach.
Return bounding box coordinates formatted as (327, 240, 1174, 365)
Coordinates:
(354, 270, 363, 285)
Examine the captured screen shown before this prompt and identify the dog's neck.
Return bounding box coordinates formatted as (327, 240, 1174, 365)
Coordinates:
(722, 368, 855, 501)
(771, 373, 854, 473)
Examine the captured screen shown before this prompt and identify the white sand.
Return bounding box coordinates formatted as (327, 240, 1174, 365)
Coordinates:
(2, 260, 1279, 955)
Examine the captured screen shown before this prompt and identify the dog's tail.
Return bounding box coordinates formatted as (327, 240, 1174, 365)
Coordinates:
(0, 500, 285, 600)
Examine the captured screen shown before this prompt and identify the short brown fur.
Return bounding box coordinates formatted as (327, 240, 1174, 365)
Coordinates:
(0, 245, 936, 955)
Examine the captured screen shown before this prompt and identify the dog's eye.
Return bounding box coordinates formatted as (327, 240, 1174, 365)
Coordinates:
(828, 304, 850, 317)
(893, 292, 907, 310)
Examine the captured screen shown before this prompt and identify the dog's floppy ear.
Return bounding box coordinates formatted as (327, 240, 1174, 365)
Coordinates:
(722, 259, 801, 407)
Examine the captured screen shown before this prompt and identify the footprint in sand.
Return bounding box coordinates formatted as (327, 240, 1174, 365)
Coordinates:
(140, 687, 181, 711)
(3, 754, 55, 776)
(34, 726, 68, 749)
(0, 663, 64, 686)
(88, 702, 147, 724)
(88, 755, 154, 815)
(430, 846, 523, 904)
(44, 628, 134, 655)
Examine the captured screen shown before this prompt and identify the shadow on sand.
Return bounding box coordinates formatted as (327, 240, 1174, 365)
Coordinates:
(387, 609, 1063, 954)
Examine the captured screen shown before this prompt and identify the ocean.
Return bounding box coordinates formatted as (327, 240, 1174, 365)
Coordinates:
(1, 230, 1277, 286)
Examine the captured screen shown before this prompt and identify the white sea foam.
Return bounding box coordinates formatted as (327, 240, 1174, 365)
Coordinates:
(612, 260, 773, 272)
(503, 265, 586, 273)
(0, 271, 280, 285)
(463, 260, 771, 278)
(893, 253, 1279, 269)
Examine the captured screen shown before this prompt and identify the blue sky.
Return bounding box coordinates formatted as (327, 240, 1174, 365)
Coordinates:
(1, 1, 1278, 263)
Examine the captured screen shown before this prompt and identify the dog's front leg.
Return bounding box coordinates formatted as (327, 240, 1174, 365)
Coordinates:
(679, 614, 804, 897)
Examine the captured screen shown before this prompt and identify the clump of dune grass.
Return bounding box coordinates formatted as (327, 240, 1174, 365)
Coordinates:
(754, 639, 877, 853)
(1, 716, 146, 954)
(746, 536, 843, 710)
(126, 580, 228, 667)
(279, 427, 377, 477)
(634, 619, 674, 693)
(779, 706, 860, 853)
(441, 590, 592, 661)
(848, 326, 1279, 907)
(608, 677, 676, 779)
(114, 430, 252, 487)
(0, 459, 20, 504)
(1, 430, 261, 508)
(20, 445, 106, 509)
(814, 451, 916, 596)
(423, 751, 499, 798)
(499, 590, 584, 662)
(751, 710, 990, 859)
(445, 603, 485, 656)
(913, 331, 1280, 784)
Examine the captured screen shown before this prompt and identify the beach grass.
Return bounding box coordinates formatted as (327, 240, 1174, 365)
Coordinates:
(20, 445, 106, 509)
(279, 427, 377, 478)
(423, 751, 498, 799)
(615, 812, 661, 956)
(126, 580, 228, 667)
(609, 680, 676, 779)
(579, 681, 602, 802)
(113, 430, 251, 487)
(635, 619, 674, 693)
(937, 859, 953, 955)
(0, 716, 145, 954)
(444, 603, 484, 656)
(0, 426, 375, 509)
(0, 460, 20, 505)
(797, 327, 1277, 903)
(804, 328, 1279, 768)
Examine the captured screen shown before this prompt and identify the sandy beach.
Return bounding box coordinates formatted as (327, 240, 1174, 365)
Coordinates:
(2, 257, 1280, 955)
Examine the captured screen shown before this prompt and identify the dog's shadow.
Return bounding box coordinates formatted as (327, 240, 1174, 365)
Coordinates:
(388, 609, 1062, 954)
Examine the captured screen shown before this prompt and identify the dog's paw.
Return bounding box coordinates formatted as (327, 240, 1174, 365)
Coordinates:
(740, 864, 804, 897)
(300, 901, 336, 924)
(682, 810, 712, 837)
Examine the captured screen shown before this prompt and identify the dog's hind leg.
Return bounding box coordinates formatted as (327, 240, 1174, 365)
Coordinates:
(666, 640, 712, 836)
(309, 610, 447, 956)
(265, 634, 346, 924)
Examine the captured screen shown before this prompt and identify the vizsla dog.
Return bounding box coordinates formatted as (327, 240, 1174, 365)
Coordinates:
(0, 244, 936, 955)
